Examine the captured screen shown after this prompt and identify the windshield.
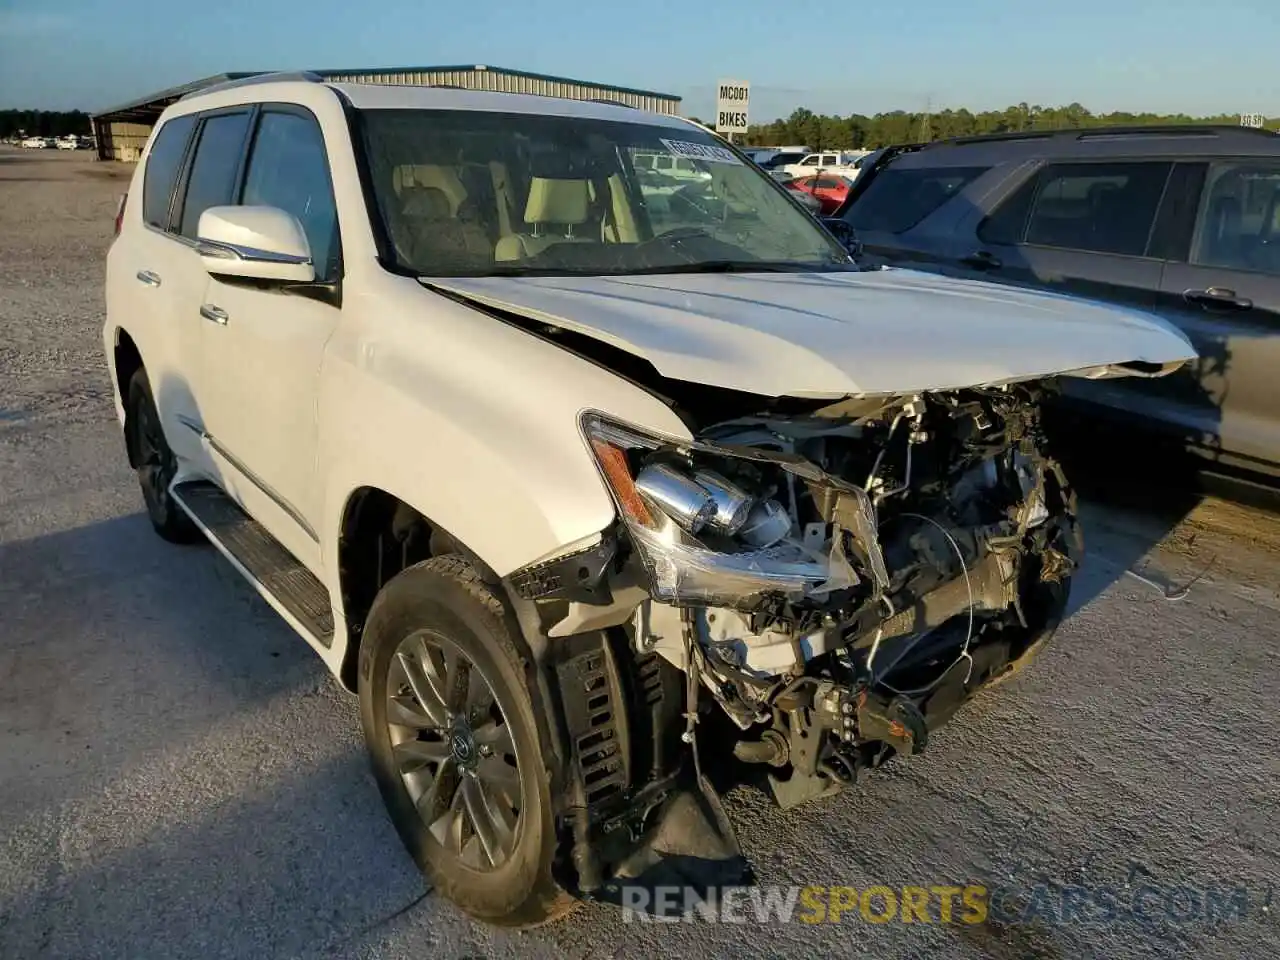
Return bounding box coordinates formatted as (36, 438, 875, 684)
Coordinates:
(357, 109, 849, 277)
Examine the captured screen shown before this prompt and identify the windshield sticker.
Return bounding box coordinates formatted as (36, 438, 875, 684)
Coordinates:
(659, 138, 742, 166)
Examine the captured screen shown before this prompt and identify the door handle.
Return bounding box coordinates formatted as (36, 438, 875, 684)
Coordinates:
(1184, 287, 1253, 311)
(199, 304, 229, 326)
(961, 250, 1002, 271)
(136, 270, 162, 287)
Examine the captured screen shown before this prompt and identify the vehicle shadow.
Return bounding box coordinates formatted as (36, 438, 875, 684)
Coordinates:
(0, 747, 433, 960)
(0, 512, 442, 959)
(0, 514, 329, 783)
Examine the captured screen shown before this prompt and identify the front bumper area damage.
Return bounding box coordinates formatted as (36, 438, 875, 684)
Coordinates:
(504, 382, 1080, 904)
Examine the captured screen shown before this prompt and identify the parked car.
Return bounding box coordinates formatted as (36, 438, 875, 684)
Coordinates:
(56, 136, 80, 151)
(774, 151, 868, 181)
(743, 145, 812, 167)
(785, 173, 854, 215)
(741, 147, 777, 165)
(21, 136, 47, 149)
(104, 75, 1192, 928)
(632, 149, 710, 182)
(833, 125, 1280, 478)
(758, 149, 808, 177)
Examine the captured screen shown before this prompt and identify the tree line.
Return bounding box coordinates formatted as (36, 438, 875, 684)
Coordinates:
(0, 110, 93, 139)
(721, 103, 1277, 150)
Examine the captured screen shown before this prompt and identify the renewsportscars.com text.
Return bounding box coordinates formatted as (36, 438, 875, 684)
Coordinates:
(621, 882, 1269, 926)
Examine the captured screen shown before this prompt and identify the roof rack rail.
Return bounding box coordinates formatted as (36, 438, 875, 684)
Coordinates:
(928, 131, 1056, 147)
(1074, 124, 1276, 139)
(926, 124, 1276, 149)
(587, 97, 635, 108)
(180, 71, 324, 100)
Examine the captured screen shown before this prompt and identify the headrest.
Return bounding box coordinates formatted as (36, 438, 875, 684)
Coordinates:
(394, 165, 468, 215)
(525, 178, 590, 225)
(1087, 181, 1120, 203)
(403, 186, 451, 220)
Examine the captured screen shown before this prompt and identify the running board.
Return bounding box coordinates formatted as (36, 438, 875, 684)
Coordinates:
(172, 480, 334, 647)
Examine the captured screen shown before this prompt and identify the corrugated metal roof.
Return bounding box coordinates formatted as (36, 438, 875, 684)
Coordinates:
(94, 72, 266, 121)
(309, 64, 680, 103)
(94, 64, 680, 121)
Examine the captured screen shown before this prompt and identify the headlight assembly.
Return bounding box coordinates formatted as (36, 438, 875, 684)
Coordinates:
(582, 414, 859, 607)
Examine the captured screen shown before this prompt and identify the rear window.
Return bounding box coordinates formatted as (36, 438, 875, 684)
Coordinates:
(1023, 161, 1171, 256)
(1191, 160, 1280, 274)
(142, 115, 196, 230)
(846, 165, 988, 233)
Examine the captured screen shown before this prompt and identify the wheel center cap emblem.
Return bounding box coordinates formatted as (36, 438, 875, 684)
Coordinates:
(452, 730, 474, 763)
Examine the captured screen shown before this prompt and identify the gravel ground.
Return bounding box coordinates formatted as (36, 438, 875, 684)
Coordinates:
(1, 148, 1277, 960)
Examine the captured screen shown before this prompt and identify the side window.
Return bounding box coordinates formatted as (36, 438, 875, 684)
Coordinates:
(1190, 160, 1280, 276)
(1023, 161, 1171, 256)
(845, 165, 989, 234)
(177, 111, 253, 240)
(801, 156, 819, 167)
(241, 111, 340, 282)
(978, 174, 1038, 246)
(142, 114, 196, 230)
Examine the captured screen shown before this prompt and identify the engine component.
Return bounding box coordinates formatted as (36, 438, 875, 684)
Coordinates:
(854, 690, 928, 756)
(732, 729, 789, 766)
(698, 606, 826, 678)
(585, 384, 1077, 816)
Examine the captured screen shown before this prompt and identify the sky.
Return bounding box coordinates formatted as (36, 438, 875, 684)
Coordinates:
(1, 0, 1277, 121)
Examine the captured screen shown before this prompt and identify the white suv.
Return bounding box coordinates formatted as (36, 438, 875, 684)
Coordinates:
(104, 73, 1194, 926)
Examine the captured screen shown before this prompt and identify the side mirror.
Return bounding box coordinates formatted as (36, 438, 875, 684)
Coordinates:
(196, 206, 315, 283)
(821, 216, 863, 257)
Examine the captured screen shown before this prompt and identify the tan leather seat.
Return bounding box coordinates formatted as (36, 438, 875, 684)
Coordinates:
(495, 177, 593, 262)
(399, 185, 491, 272)
(393, 165, 470, 216)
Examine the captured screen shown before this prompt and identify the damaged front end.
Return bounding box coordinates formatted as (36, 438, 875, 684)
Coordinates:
(506, 382, 1079, 903)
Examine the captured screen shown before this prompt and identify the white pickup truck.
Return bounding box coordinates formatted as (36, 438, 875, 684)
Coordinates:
(770, 150, 871, 181)
(104, 73, 1194, 928)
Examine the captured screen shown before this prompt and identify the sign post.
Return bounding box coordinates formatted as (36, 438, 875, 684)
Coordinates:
(716, 79, 750, 143)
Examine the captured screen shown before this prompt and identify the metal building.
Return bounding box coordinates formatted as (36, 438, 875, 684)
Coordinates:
(92, 65, 682, 161)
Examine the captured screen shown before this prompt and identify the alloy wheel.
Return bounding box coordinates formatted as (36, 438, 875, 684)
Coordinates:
(385, 630, 524, 870)
(135, 399, 174, 515)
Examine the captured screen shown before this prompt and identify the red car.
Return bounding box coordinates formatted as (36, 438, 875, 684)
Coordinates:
(785, 174, 854, 215)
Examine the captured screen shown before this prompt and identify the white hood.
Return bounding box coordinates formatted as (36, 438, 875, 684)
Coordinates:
(427, 267, 1196, 399)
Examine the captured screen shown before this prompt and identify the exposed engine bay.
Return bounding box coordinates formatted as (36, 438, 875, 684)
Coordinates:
(508, 381, 1079, 899)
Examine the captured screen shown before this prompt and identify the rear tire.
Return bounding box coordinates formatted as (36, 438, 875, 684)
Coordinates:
(357, 556, 574, 927)
(126, 369, 201, 544)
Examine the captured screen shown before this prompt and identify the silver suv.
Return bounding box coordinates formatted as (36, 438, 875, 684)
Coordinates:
(835, 125, 1280, 480)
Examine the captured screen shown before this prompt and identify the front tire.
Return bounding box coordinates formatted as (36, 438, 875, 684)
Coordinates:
(126, 369, 201, 544)
(357, 556, 573, 927)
